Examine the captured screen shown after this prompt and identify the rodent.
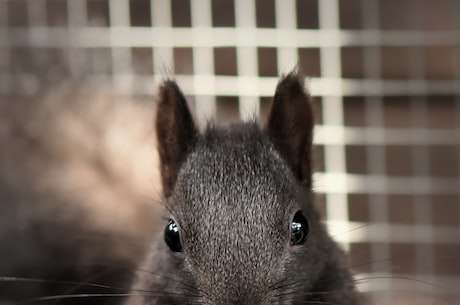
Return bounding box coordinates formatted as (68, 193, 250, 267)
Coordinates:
(125, 70, 364, 305)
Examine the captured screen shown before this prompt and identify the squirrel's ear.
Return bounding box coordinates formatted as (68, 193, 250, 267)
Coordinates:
(156, 80, 197, 197)
(265, 70, 314, 188)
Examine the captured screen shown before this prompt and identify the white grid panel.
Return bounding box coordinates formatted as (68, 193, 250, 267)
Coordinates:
(1, 0, 459, 303)
(361, 0, 392, 301)
(317, 0, 351, 251)
(109, 0, 133, 95)
(151, 0, 173, 74)
(191, 0, 216, 123)
(275, 0, 298, 71)
(235, 0, 259, 119)
(406, 1, 435, 302)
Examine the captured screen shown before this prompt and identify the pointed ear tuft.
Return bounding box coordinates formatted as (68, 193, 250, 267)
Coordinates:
(156, 80, 197, 197)
(265, 70, 314, 187)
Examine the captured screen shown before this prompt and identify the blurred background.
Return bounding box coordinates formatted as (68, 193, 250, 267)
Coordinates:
(0, 0, 459, 304)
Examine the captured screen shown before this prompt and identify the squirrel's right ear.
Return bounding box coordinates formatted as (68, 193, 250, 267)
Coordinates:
(264, 70, 314, 188)
(156, 80, 197, 197)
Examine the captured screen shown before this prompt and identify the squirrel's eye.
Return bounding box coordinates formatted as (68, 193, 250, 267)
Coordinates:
(290, 210, 309, 246)
(164, 219, 182, 252)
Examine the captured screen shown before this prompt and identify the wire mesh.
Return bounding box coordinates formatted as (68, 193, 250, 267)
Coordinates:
(0, 0, 459, 304)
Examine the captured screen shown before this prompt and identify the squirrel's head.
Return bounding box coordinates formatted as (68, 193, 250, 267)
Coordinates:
(152, 71, 357, 305)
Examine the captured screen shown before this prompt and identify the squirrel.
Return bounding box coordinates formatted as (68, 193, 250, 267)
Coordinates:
(125, 70, 363, 305)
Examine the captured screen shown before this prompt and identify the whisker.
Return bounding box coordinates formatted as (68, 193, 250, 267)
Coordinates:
(331, 223, 371, 238)
(133, 268, 209, 299)
(267, 278, 292, 292)
(23, 292, 152, 303)
(351, 275, 455, 294)
(0, 276, 121, 290)
(49, 266, 122, 305)
(23, 288, 204, 305)
(0, 275, 200, 300)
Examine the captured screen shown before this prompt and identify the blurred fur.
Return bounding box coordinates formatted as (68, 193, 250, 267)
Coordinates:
(0, 83, 161, 304)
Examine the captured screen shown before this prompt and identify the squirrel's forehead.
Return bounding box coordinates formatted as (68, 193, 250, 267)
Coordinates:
(173, 157, 297, 223)
(169, 136, 300, 224)
(176, 145, 295, 200)
(182, 139, 289, 180)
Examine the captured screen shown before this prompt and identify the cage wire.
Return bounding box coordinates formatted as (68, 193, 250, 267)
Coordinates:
(0, 0, 459, 304)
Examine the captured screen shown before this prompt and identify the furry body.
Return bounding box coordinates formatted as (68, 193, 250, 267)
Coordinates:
(0, 89, 158, 304)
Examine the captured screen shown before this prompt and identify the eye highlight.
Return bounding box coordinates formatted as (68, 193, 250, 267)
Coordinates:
(164, 219, 183, 252)
(290, 210, 309, 246)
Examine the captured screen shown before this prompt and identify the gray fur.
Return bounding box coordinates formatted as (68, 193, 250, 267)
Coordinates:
(126, 72, 363, 305)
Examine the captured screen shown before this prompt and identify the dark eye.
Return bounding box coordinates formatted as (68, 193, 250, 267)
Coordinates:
(164, 219, 182, 252)
(290, 210, 309, 246)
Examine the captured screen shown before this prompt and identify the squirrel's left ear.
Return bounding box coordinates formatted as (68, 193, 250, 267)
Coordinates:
(264, 70, 314, 188)
(155, 80, 198, 197)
